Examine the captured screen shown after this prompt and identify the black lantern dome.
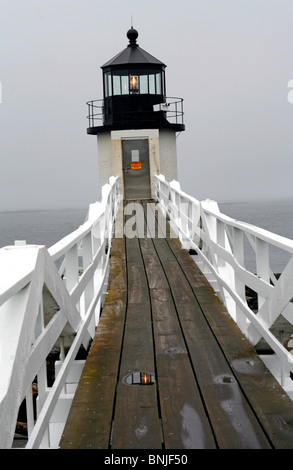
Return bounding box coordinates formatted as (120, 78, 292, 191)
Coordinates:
(87, 27, 184, 134)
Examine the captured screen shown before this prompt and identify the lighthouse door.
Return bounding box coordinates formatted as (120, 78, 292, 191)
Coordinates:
(122, 139, 151, 199)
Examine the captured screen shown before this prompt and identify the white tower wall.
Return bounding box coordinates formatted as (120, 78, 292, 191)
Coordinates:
(97, 128, 178, 198)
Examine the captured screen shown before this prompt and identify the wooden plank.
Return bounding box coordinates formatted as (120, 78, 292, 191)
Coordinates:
(139, 236, 217, 449)
(145, 203, 273, 448)
(61, 199, 293, 450)
(153, 244, 271, 447)
(166, 235, 293, 449)
(59, 235, 127, 449)
(110, 235, 162, 449)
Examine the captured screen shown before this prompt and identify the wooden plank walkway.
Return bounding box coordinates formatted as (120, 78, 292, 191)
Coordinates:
(60, 201, 293, 449)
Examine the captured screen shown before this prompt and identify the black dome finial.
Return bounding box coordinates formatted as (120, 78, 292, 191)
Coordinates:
(127, 26, 138, 46)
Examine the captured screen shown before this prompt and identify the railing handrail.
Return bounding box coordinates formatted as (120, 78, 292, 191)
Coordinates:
(0, 176, 121, 449)
(155, 174, 293, 395)
(86, 96, 184, 127)
(201, 205, 293, 254)
(3, 171, 293, 448)
(155, 174, 293, 253)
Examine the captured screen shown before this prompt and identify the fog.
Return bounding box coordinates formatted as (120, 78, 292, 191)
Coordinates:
(1, 0, 293, 210)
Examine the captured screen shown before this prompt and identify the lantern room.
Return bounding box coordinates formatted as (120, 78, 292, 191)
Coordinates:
(87, 27, 184, 133)
(101, 27, 166, 128)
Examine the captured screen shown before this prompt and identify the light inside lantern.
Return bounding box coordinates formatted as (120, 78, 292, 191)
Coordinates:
(130, 75, 139, 93)
(142, 372, 148, 384)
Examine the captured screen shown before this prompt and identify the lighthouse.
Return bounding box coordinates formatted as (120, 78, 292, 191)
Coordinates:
(87, 27, 185, 200)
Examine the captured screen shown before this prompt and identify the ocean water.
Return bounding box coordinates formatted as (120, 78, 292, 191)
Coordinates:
(0, 208, 87, 249)
(219, 199, 293, 240)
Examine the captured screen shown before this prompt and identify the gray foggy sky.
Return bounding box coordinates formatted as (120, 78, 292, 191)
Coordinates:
(1, 0, 293, 210)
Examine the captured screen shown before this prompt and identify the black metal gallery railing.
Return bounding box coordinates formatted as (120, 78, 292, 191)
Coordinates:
(86, 97, 184, 129)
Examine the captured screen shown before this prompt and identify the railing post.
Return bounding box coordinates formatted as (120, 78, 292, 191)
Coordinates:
(256, 238, 270, 309)
(82, 232, 95, 336)
(216, 220, 226, 268)
(200, 200, 218, 263)
(233, 227, 248, 332)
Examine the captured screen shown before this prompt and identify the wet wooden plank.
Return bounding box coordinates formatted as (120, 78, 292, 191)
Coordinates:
(110, 235, 162, 449)
(166, 234, 293, 449)
(59, 235, 127, 449)
(139, 236, 217, 449)
(151, 245, 271, 448)
(61, 200, 293, 450)
(146, 202, 273, 449)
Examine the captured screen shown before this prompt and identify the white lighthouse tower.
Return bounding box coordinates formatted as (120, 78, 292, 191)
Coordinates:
(86, 27, 185, 199)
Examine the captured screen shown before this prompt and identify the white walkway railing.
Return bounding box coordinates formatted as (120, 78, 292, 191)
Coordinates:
(155, 174, 293, 398)
(2, 171, 293, 448)
(0, 176, 120, 449)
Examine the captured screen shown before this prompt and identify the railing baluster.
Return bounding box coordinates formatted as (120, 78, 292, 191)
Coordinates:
(37, 360, 48, 415)
(65, 245, 78, 293)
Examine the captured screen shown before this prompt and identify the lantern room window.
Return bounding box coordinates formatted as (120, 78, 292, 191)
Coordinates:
(104, 71, 112, 98)
(129, 75, 139, 94)
(149, 74, 155, 94)
(121, 75, 128, 94)
(104, 69, 165, 97)
(113, 75, 121, 95)
(139, 75, 148, 94)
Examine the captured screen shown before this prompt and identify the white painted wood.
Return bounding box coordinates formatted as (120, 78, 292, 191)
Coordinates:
(0, 176, 120, 449)
(2, 171, 293, 448)
(155, 174, 293, 395)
